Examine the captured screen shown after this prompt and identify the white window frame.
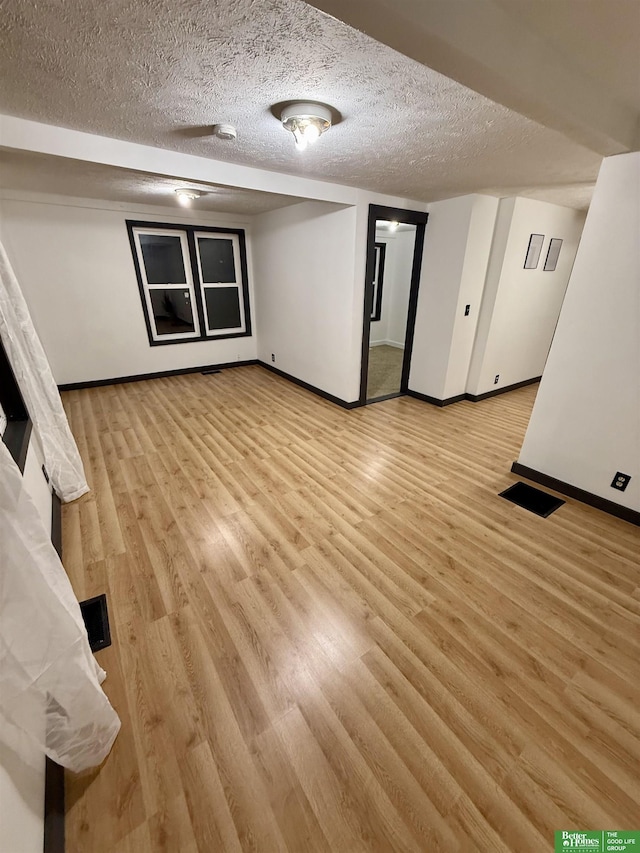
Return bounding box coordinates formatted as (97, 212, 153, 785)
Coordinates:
(132, 227, 201, 343)
(194, 232, 247, 337)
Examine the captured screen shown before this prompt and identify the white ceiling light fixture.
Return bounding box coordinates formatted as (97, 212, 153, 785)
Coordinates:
(175, 188, 201, 206)
(280, 102, 332, 152)
(388, 220, 399, 231)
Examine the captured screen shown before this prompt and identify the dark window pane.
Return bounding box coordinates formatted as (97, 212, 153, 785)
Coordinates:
(149, 289, 195, 335)
(204, 287, 241, 331)
(198, 238, 235, 283)
(139, 234, 186, 284)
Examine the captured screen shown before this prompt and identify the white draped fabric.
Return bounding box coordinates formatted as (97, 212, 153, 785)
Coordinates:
(0, 241, 89, 502)
(0, 439, 120, 772)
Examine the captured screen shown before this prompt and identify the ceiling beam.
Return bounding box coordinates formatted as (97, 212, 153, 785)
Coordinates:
(0, 115, 359, 206)
(305, 0, 639, 155)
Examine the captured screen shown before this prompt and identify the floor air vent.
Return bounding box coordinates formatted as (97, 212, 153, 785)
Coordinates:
(499, 481, 565, 518)
(79, 593, 112, 652)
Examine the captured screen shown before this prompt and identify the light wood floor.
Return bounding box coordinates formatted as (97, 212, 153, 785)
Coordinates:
(62, 366, 640, 852)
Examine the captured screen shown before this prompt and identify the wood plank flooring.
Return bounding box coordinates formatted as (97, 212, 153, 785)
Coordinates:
(62, 365, 640, 852)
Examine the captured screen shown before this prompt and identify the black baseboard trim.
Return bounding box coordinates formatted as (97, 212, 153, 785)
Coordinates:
(407, 377, 541, 408)
(258, 362, 359, 409)
(366, 391, 403, 404)
(4, 418, 32, 472)
(58, 360, 258, 391)
(45, 494, 65, 853)
(466, 376, 542, 402)
(511, 462, 640, 527)
(406, 390, 466, 407)
(51, 493, 62, 558)
(44, 757, 65, 853)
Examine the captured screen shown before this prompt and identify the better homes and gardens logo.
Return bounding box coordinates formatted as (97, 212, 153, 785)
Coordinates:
(555, 831, 639, 852)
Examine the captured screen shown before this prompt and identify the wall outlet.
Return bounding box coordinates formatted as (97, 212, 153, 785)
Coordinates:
(494, 374, 500, 384)
(464, 304, 470, 316)
(271, 353, 275, 363)
(611, 472, 631, 492)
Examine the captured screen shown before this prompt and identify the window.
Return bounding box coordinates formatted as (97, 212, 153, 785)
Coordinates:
(195, 232, 247, 336)
(126, 221, 252, 346)
(133, 229, 200, 342)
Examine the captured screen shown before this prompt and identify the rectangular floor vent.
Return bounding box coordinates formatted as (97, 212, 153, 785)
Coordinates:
(79, 593, 112, 652)
(499, 481, 565, 518)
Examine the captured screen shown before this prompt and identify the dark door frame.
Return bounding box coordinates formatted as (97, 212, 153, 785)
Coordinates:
(359, 204, 429, 405)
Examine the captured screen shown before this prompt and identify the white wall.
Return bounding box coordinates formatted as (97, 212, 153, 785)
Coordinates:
(370, 228, 415, 348)
(252, 200, 360, 402)
(409, 195, 497, 400)
(467, 196, 585, 395)
(0, 431, 53, 853)
(463, 197, 514, 396)
(517, 152, 639, 511)
(252, 190, 428, 404)
(0, 722, 46, 853)
(0, 193, 258, 385)
(408, 194, 584, 402)
(1, 184, 431, 405)
(442, 196, 499, 398)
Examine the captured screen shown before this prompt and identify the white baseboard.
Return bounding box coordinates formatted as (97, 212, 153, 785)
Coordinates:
(370, 339, 404, 349)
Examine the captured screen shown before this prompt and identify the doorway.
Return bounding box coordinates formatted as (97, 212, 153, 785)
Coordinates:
(360, 205, 428, 404)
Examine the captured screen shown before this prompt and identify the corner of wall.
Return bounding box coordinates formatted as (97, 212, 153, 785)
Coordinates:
(441, 195, 500, 399)
(252, 200, 361, 403)
(516, 152, 640, 510)
(466, 195, 583, 397)
(465, 197, 515, 395)
(408, 195, 475, 399)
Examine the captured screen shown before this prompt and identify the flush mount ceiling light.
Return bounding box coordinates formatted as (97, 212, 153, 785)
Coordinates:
(175, 188, 201, 206)
(280, 102, 332, 152)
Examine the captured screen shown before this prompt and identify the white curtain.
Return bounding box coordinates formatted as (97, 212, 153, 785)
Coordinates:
(0, 439, 120, 772)
(0, 241, 89, 502)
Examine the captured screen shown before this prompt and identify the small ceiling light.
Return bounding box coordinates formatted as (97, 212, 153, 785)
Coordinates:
(389, 221, 399, 231)
(280, 102, 332, 152)
(175, 188, 201, 206)
(212, 124, 237, 141)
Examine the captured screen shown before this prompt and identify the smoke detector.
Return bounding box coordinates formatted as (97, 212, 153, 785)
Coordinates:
(212, 124, 237, 140)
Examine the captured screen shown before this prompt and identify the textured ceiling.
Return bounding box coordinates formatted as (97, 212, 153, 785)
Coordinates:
(0, 0, 607, 207)
(0, 149, 303, 215)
